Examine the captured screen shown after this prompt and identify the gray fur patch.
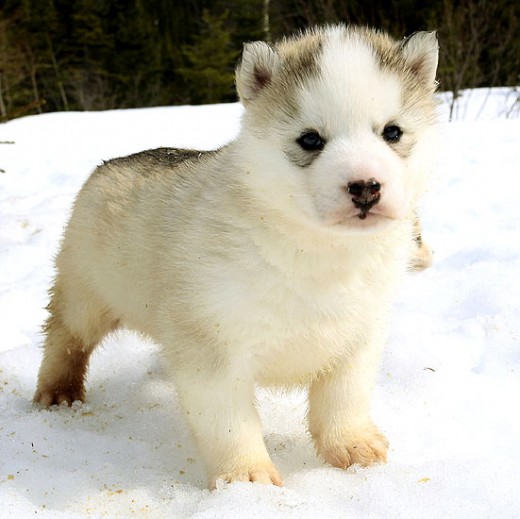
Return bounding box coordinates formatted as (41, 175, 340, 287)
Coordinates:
(246, 30, 325, 129)
(284, 144, 322, 168)
(387, 135, 417, 159)
(101, 147, 218, 176)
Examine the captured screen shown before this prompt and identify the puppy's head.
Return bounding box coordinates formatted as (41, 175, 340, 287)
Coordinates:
(235, 25, 439, 235)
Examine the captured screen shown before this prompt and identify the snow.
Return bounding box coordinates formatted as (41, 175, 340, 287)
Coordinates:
(1, 89, 519, 518)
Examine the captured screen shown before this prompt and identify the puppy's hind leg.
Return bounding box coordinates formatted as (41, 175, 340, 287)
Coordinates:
(34, 280, 119, 407)
(409, 214, 433, 271)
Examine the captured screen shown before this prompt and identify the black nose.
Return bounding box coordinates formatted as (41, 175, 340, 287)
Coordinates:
(347, 179, 381, 219)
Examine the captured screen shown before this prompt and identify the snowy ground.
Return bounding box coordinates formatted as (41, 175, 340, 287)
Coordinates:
(0, 89, 519, 518)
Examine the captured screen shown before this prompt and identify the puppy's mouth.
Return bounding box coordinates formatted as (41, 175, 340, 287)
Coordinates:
(328, 207, 396, 228)
(354, 210, 389, 223)
(356, 206, 376, 220)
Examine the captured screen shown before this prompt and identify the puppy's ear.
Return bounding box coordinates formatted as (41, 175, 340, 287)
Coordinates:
(236, 41, 280, 106)
(401, 31, 439, 85)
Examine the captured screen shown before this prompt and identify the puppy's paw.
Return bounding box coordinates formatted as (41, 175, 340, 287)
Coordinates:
(212, 461, 283, 488)
(33, 384, 85, 408)
(314, 425, 388, 469)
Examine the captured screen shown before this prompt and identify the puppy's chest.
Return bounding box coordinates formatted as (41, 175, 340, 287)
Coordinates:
(208, 266, 371, 383)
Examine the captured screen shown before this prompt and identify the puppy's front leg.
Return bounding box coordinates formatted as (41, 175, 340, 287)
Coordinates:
(174, 366, 282, 488)
(308, 339, 388, 469)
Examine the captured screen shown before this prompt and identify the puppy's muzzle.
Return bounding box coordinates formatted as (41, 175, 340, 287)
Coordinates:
(347, 179, 381, 220)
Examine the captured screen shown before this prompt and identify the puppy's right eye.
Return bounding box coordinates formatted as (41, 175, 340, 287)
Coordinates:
(297, 131, 325, 152)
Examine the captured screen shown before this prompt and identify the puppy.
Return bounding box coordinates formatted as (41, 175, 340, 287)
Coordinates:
(34, 25, 439, 487)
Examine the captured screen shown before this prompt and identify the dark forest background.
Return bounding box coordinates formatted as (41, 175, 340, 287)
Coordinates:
(0, 0, 518, 121)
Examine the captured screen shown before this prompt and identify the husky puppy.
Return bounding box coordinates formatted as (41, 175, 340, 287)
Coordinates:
(34, 25, 439, 487)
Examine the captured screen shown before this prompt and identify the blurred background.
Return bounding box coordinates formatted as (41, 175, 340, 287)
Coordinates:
(0, 0, 518, 121)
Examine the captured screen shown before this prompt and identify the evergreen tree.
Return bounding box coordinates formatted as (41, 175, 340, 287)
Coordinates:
(68, 0, 111, 109)
(178, 9, 237, 104)
(102, 0, 163, 107)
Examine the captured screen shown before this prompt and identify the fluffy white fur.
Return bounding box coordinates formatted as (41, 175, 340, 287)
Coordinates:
(34, 25, 439, 487)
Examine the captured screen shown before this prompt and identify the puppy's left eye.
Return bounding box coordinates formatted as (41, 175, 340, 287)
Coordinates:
(382, 125, 403, 143)
(297, 131, 325, 152)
